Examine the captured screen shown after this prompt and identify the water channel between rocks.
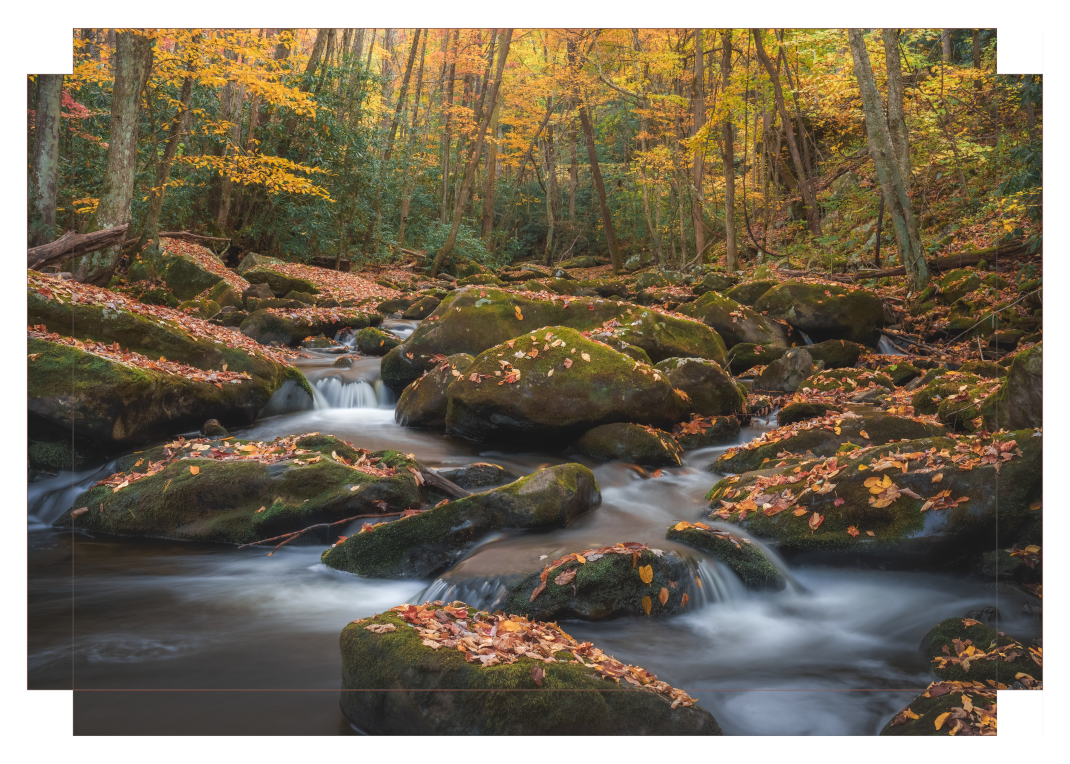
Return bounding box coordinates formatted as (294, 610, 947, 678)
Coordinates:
(27, 319, 1038, 735)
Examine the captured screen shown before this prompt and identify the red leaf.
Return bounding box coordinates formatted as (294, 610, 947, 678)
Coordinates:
(531, 666, 544, 686)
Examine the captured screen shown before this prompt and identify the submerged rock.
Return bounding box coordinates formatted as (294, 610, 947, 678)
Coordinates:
(321, 464, 601, 578)
(339, 601, 721, 734)
(665, 522, 786, 591)
(497, 543, 698, 621)
(570, 423, 682, 467)
(437, 462, 515, 489)
(395, 353, 474, 429)
(754, 280, 886, 346)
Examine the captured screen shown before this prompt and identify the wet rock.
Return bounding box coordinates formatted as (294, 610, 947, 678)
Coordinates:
(239, 308, 379, 347)
(55, 435, 425, 543)
(381, 288, 726, 392)
(666, 523, 785, 591)
(243, 266, 319, 297)
(321, 463, 601, 578)
(395, 353, 474, 429)
(754, 280, 886, 346)
(375, 297, 415, 315)
(655, 357, 746, 417)
(706, 429, 1041, 569)
(301, 334, 339, 349)
(570, 423, 682, 467)
(724, 279, 777, 306)
(802, 367, 895, 393)
(332, 356, 353, 369)
(339, 603, 721, 735)
(672, 415, 741, 451)
(355, 326, 401, 356)
(444, 327, 688, 445)
(881, 681, 998, 736)
(498, 545, 698, 621)
(755, 348, 814, 393)
(777, 402, 842, 427)
(726, 343, 787, 375)
(437, 462, 515, 489)
(921, 617, 1041, 684)
(403, 295, 442, 319)
(878, 361, 921, 387)
(679, 291, 788, 349)
(806, 339, 863, 369)
(200, 418, 230, 438)
(964, 606, 1000, 625)
(711, 412, 947, 474)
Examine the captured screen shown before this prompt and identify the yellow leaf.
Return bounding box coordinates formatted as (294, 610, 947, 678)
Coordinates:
(934, 711, 950, 730)
(858, 464, 868, 471)
(189, 465, 200, 475)
(498, 620, 521, 632)
(904, 708, 920, 720)
(932, 473, 944, 483)
(674, 521, 692, 531)
(581, 352, 591, 362)
(641, 596, 652, 615)
(1029, 501, 1041, 510)
(659, 587, 669, 606)
(860, 430, 870, 439)
(575, 554, 586, 564)
(638, 565, 654, 584)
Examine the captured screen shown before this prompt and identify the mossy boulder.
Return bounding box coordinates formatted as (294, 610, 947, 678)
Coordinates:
(283, 289, 318, 305)
(557, 255, 604, 269)
(355, 326, 402, 356)
(498, 547, 698, 621)
(444, 327, 689, 445)
(920, 617, 1041, 684)
(395, 353, 475, 429)
(160, 252, 224, 301)
(403, 295, 441, 319)
(880, 681, 998, 736)
(242, 282, 273, 304)
(710, 413, 947, 474)
(376, 297, 415, 315)
(777, 402, 842, 427)
(235, 252, 285, 276)
(755, 348, 815, 393)
(243, 266, 319, 297)
(438, 462, 514, 490)
(754, 280, 886, 346)
(578, 279, 630, 299)
(321, 463, 601, 578)
(570, 423, 682, 467)
(655, 357, 746, 417)
(207, 280, 244, 309)
(959, 360, 1007, 379)
(665, 524, 785, 591)
(456, 274, 505, 287)
(300, 334, 338, 349)
(937, 269, 982, 305)
(672, 415, 741, 451)
(692, 272, 739, 295)
(27, 287, 310, 445)
(705, 429, 1041, 568)
(679, 291, 788, 350)
(802, 368, 895, 393)
(725, 280, 777, 306)
(54, 436, 425, 543)
(878, 361, 921, 387)
(239, 308, 378, 347)
(339, 606, 721, 735)
(982, 342, 1041, 431)
(179, 298, 221, 319)
(806, 339, 863, 369)
(726, 343, 787, 375)
(380, 288, 726, 393)
(910, 371, 984, 417)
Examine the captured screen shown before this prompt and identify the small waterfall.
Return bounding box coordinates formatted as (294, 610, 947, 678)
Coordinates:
(313, 376, 395, 409)
(799, 331, 814, 345)
(877, 335, 907, 355)
(29, 463, 116, 529)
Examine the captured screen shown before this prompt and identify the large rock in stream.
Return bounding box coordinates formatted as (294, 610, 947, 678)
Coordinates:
(380, 288, 727, 392)
(665, 522, 786, 591)
(920, 617, 1042, 685)
(881, 680, 998, 736)
(53, 434, 432, 544)
(981, 342, 1042, 431)
(321, 463, 601, 578)
(443, 326, 690, 445)
(654, 357, 746, 417)
(27, 273, 312, 446)
(753, 280, 886, 346)
(569, 423, 682, 467)
(239, 307, 380, 347)
(395, 353, 475, 428)
(705, 428, 1042, 569)
(340, 602, 721, 735)
(679, 290, 788, 349)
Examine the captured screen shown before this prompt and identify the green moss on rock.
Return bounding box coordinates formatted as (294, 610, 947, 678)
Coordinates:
(570, 423, 682, 466)
(666, 525, 785, 591)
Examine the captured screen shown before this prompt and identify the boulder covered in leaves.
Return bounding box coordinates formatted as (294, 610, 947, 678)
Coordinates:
(340, 601, 721, 734)
(27, 273, 312, 446)
(243, 266, 319, 297)
(444, 327, 689, 445)
(655, 357, 747, 417)
(710, 411, 947, 474)
(679, 290, 788, 349)
(239, 307, 379, 346)
(881, 681, 998, 736)
(321, 463, 600, 578)
(705, 429, 1042, 568)
(53, 434, 430, 544)
(754, 280, 886, 346)
(497, 543, 699, 621)
(777, 401, 842, 427)
(570, 423, 682, 467)
(671, 415, 741, 451)
(395, 353, 474, 429)
(665, 522, 786, 591)
(380, 288, 727, 393)
(920, 617, 1042, 686)
(159, 250, 225, 301)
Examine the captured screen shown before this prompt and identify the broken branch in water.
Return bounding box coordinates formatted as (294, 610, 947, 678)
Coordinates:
(238, 511, 407, 555)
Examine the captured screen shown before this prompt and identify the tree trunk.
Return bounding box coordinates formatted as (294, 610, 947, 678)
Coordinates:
(543, 113, 557, 265)
(29, 74, 63, 247)
(430, 29, 513, 277)
(941, 30, 952, 63)
(397, 33, 428, 247)
(752, 29, 821, 235)
(881, 29, 911, 184)
(481, 99, 501, 242)
(691, 29, 706, 263)
(569, 37, 621, 274)
(720, 30, 737, 269)
(74, 31, 154, 285)
(568, 121, 578, 220)
(972, 30, 982, 89)
(382, 28, 421, 164)
(140, 62, 196, 246)
(216, 50, 246, 231)
(440, 31, 458, 223)
(848, 28, 929, 290)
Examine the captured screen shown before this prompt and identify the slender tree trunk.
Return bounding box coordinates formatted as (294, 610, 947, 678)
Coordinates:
(881, 29, 911, 184)
(568, 121, 578, 220)
(430, 29, 513, 277)
(382, 29, 421, 163)
(440, 31, 458, 223)
(316, 29, 336, 93)
(848, 28, 929, 290)
(74, 31, 154, 285)
(140, 63, 196, 246)
(543, 112, 558, 265)
(752, 29, 821, 235)
(569, 37, 621, 274)
(397, 33, 428, 247)
(972, 30, 982, 89)
(691, 29, 706, 262)
(481, 100, 501, 242)
(720, 30, 738, 269)
(941, 30, 952, 63)
(29, 74, 63, 247)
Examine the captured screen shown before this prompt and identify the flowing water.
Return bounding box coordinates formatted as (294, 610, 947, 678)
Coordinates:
(26, 318, 1036, 735)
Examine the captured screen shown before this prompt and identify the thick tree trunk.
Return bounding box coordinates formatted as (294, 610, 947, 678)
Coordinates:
(848, 28, 929, 290)
(691, 29, 706, 263)
(74, 31, 154, 285)
(720, 30, 737, 269)
(752, 29, 821, 235)
(430, 30, 512, 277)
(941, 30, 952, 63)
(29, 74, 63, 247)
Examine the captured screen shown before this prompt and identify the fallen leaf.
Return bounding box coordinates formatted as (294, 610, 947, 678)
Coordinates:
(652, 469, 663, 478)
(834, 497, 845, 506)
(847, 526, 860, 537)
(641, 596, 652, 615)
(530, 581, 547, 602)
(71, 507, 88, 517)
(681, 593, 689, 608)
(531, 666, 544, 686)
(932, 473, 944, 483)
(638, 565, 654, 584)
(860, 430, 870, 439)
(189, 465, 199, 475)
(364, 623, 396, 634)
(255, 506, 266, 513)
(809, 512, 824, 531)
(581, 352, 591, 362)
(659, 587, 669, 606)
(934, 711, 950, 731)
(1029, 501, 1041, 511)
(554, 568, 578, 586)
(866, 530, 875, 537)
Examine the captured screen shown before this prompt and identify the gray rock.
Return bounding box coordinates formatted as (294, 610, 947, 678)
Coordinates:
(755, 348, 814, 393)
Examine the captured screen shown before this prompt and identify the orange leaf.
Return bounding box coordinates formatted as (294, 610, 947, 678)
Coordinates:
(659, 587, 669, 606)
(189, 465, 200, 475)
(641, 596, 652, 615)
(808, 512, 824, 531)
(638, 565, 654, 584)
(681, 592, 689, 608)
(847, 526, 860, 537)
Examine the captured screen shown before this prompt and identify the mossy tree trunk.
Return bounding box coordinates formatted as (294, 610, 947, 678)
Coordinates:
(74, 31, 155, 286)
(29, 74, 63, 247)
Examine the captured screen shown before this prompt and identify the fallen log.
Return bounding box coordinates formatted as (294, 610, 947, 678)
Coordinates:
(157, 230, 231, 245)
(28, 224, 130, 271)
(851, 241, 1037, 281)
(419, 468, 471, 499)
